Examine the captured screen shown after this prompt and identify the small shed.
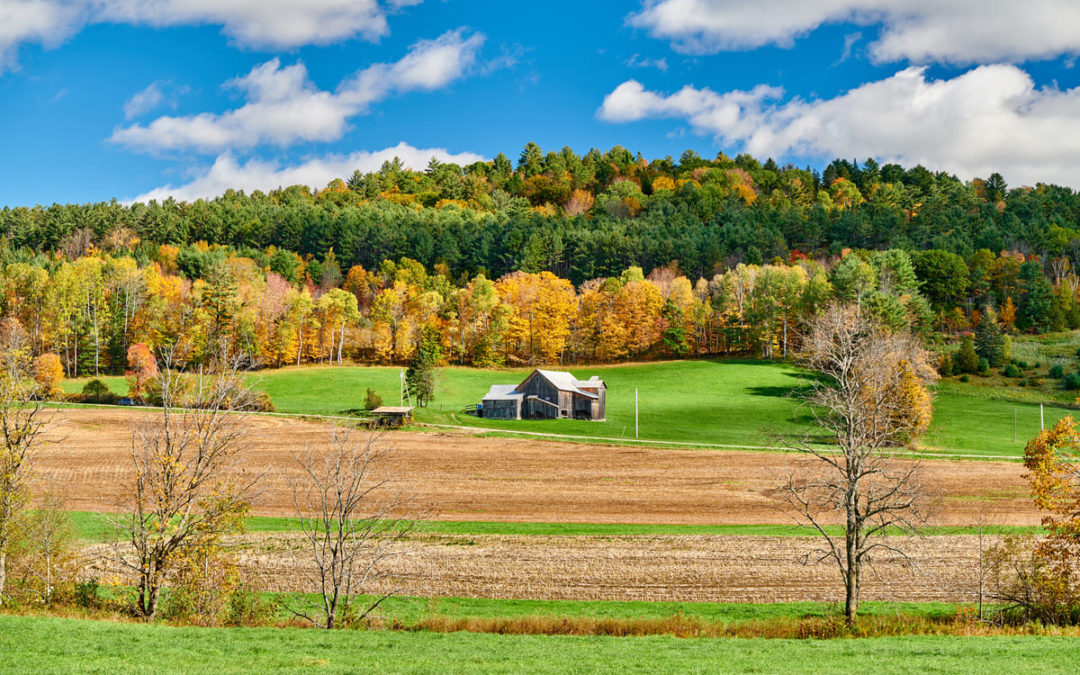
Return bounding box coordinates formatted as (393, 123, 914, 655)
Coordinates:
(371, 406, 414, 427)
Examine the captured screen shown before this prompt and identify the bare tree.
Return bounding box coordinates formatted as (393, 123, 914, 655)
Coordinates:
(785, 303, 936, 626)
(111, 346, 260, 620)
(0, 322, 51, 602)
(14, 492, 78, 605)
(288, 425, 418, 629)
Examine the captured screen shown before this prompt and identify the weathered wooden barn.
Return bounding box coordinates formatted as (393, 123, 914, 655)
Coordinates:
(480, 369, 606, 421)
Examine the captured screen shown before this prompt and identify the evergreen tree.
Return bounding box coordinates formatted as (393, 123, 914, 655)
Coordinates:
(975, 309, 1005, 368)
(405, 326, 442, 407)
(954, 336, 979, 374)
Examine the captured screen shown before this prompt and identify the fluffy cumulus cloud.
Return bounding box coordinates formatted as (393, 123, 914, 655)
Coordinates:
(111, 29, 484, 153)
(0, 0, 85, 69)
(628, 0, 1080, 64)
(131, 142, 485, 202)
(599, 65, 1080, 187)
(0, 0, 423, 69)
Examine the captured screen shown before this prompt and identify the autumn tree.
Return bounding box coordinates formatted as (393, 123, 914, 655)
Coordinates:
(288, 425, 418, 629)
(125, 342, 158, 400)
(785, 303, 937, 626)
(110, 347, 259, 620)
(32, 353, 64, 399)
(0, 326, 52, 601)
(993, 417, 1080, 621)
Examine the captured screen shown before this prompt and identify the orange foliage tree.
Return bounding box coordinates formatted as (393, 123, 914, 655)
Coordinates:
(126, 343, 159, 399)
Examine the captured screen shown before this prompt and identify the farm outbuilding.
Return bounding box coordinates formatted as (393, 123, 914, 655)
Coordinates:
(480, 369, 606, 421)
(370, 406, 414, 427)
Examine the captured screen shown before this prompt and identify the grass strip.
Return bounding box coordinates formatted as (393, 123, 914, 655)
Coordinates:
(67, 511, 1041, 543)
(4, 614, 1080, 674)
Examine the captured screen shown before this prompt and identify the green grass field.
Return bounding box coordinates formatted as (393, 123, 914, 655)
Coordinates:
(2, 615, 1078, 674)
(60, 358, 1078, 458)
(65, 511, 1038, 544)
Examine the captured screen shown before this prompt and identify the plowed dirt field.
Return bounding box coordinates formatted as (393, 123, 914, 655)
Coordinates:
(42, 408, 1036, 526)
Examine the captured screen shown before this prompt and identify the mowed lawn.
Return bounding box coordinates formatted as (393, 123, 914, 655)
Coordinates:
(61, 359, 1077, 457)
(4, 615, 1080, 674)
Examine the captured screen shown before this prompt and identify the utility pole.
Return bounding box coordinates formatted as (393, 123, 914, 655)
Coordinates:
(635, 388, 639, 439)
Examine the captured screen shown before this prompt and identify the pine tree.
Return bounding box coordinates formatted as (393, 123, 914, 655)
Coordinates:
(975, 309, 1005, 367)
(954, 336, 979, 374)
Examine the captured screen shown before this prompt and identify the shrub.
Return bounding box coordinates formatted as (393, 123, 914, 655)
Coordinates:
(249, 391, 275, 413)
(1050, 364, 1066, 379)
(954, 337, 979, 374)
(1019, 379, 1028, 387)
(959, 374, 970, 383)
(365, 388, 383, 411)
(977, 357, 991, 376)
(938, 354, 953, 377)
(1029, 376, 1042, 387)
(1003, 363, 1022, 378)
(1065, 373, 1080, 391)
(81, 379, 116, 404)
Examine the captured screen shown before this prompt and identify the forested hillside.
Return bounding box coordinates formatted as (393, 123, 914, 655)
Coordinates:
(1, 143, 1078, 376)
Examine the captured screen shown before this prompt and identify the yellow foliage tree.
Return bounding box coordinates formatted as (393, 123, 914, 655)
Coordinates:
(32, 353, 63, 398)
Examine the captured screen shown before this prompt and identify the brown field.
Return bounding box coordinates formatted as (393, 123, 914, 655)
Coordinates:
(41, 408, 1037, 527)
(86, 532, 990, 603)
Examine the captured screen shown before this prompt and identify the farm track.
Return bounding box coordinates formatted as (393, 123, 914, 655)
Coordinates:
(42, 409, 1037, 527)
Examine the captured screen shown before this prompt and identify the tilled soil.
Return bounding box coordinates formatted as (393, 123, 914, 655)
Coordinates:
(85, 532, 992, 604)
(41, 408, 1037, 526)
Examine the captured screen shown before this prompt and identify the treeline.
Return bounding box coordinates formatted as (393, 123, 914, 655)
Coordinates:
(3, 144, 1080, 286)
(2, 238, 1076, 376)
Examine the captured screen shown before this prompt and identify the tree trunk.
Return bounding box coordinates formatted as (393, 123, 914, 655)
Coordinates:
(0, 548, 6, 601)
(845, 511, 859, 626)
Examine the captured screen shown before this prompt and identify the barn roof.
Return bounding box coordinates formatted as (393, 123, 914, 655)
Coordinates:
(482, 384, 524, 401)
(534, 369, 603, 399)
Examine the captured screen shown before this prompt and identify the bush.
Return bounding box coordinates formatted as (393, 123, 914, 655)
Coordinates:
(960, 374, 970, 383)
(977, 357, 991, 376)
(1029, 376, 1042, 387)
(81, 379, 116, 404)
(938, 354, 953, 377)
(954, 337, 980, 374)
(1065, 373, 1080, 391)
(1003, 363, 1022, 378)
(1050, 364, 1066, 379)
(1019, 379, 1028, 387)
(364, 388, 383, 411)
(249, 391, 275, 413)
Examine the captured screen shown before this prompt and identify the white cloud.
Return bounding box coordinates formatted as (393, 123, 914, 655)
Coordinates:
(111, 29, 484, 153)
(0, 0, 85, 70)
(626, 53, 668, 72)
(628, 0, 1080, 64)
(94, 0, 394, 49)
(0, 0, 424, 70)
(598, 65, 1080, 187)
(123, 79, 189, 118)
(131, 142, 485, 202)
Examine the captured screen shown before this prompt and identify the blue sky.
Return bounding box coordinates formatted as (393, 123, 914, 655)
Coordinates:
(1, 0, 1079, 206)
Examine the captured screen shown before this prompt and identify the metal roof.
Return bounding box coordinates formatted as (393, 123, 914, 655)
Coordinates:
(482, 384, 524, 401)
(534, 369, 602, 399)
